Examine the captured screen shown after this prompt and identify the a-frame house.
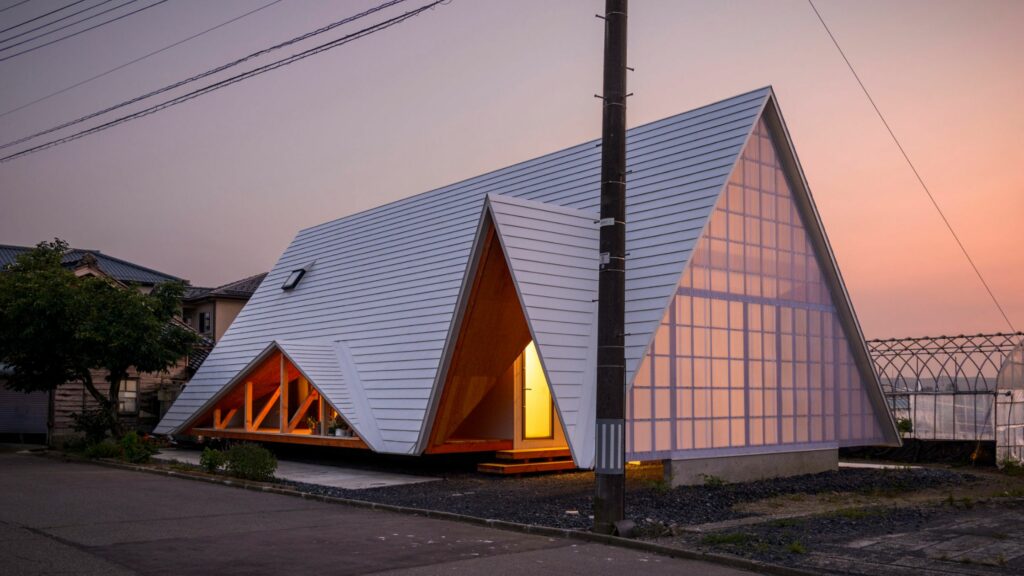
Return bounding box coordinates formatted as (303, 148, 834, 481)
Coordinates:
(157, 87, 898, 481)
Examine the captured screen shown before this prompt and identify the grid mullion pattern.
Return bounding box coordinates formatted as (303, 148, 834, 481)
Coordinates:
(628, 118, 883, 458)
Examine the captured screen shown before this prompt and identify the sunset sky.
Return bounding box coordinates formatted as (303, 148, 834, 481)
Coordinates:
(0, 0, 1020, 339)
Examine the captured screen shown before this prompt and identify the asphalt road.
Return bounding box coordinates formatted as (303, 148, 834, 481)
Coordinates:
(0, 452, 759, 575)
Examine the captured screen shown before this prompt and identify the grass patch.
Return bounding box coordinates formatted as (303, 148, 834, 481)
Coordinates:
(786, 541, 807, 554)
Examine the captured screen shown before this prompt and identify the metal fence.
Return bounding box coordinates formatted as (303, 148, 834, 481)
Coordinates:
(867, 333, 1024, 464)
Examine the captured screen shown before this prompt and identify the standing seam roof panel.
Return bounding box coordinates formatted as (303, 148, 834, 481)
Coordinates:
(155, 88, 772, 451)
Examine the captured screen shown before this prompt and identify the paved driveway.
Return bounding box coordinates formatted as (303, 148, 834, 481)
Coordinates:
(0, 453, 758, 575)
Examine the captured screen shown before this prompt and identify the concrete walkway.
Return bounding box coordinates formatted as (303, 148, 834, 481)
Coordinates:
(156, 447, 437, 490)
(0, 453, 760, 576)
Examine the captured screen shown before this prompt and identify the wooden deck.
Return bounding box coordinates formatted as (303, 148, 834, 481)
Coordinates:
(192, 428, 368, 449)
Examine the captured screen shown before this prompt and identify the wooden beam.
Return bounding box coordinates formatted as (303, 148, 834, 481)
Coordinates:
(192, 427, 368, 449)
(425, 439, 513, 454)
(251, 388, 281, 430)
(318, 389, 327, 436)
(279, 356, 288, 433)
(216, 408, 238, 430)
(244, 381, 253, 430)
(287, 390, 318, 432)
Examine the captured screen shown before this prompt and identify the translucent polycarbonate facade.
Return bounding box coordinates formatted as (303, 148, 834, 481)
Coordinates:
(627, 118, 886, 459)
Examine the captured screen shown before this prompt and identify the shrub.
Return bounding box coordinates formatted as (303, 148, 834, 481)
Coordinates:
(84, 439, 122, 459)
(200, 447, 227, 473)
(119, 431, 157, 463)
(71, 409, 116, 444)
(896, 418, 913, 434)
(224, 443, 277, 481)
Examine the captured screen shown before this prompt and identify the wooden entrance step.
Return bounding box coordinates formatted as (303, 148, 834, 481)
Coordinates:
(477, 459, 577, 475)
(478, 446, 575, 475)
(494, 447, 571, 461)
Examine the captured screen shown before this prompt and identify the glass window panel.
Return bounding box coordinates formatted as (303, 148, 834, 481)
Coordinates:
(694, 389, 711, 418)
(749, 418, 764, 445)
(655, 390, 671, 419)
(730, 390, 745, 416)
(765, 418, 778, 444)
(731, 419, 746, 447)
(713, 419, 731, 448)
(677, 422, 694, 450)
(694, 359, 710, 387)
(712, 359, 729, 387)
(678, 389, 693, 418)
(634, 421, 652, 452)
(694, 420, 711, 449)
(655, 421, 672, 451)
(634, 388, 651, 419)
(730, 330, 745, 357)
(730, 360, 745, 388)
(655, 357, 671, 387)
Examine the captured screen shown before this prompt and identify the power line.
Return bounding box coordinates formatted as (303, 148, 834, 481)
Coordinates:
(0, 0, 407, 149)
(0, 0, 448, 163)
(0, 0, 37, 14)
(0, 0, 284, 119)
(0, 0, 166, 62)
(807, 0, 1016, 333)
(0, 0, 123, 47)
(0, 0, 131, 50)
(0, 0, 89, 34)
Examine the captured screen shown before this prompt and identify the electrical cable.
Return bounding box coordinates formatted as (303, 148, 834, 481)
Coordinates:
(0, 0, 124, 48)
(0, 0, 406, 148)
(0, 0, 284, 119)
(807, 0, 1016, 333)
(0, 0, 167, 62)
(0, 0, 37, 15)
(0, 0, 447, 163)
(0, 0, 88, 34)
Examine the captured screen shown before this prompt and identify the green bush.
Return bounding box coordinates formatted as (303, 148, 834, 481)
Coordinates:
(224, 443, 277, 481)
(84, 439, 121, 459)
(200, 447, 227, 473)
(119, 431, 157, 463)
(71, 409, 116, 444)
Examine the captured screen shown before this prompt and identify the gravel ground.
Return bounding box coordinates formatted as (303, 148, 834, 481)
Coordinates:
(281, 467, 973, 532)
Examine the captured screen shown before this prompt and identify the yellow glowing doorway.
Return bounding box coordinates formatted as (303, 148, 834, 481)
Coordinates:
(522, 342, 554, 440)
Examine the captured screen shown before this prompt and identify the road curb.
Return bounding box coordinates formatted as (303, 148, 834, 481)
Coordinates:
(39, 451, 822, 576)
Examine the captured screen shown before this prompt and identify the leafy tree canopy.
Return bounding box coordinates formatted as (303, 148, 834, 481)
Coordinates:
(0, 239, 199, 435)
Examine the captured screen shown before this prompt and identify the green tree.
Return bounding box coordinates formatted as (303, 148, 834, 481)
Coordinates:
(0, 239, 199, 437)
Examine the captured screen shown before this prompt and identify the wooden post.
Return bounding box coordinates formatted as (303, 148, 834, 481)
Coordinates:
(319, 391, 327, 436)
(279, 355, 289, 433)
(214, 407, 222, 429)
(594, 0, 629, 535)
(244, 381, 253, 431)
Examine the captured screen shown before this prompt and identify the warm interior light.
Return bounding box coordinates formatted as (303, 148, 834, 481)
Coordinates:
(523, 342, 553, 439)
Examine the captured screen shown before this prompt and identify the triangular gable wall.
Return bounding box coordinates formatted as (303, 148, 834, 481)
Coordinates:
(487, 194, 600, 467)
(178, 339, 381, 450)
(627, 108, 898, 460)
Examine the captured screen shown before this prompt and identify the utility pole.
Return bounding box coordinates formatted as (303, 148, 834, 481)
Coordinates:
(594, 0, 628, 535)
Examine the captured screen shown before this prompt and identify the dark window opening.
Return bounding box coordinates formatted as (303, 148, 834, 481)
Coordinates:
(282, 269, 306, 291)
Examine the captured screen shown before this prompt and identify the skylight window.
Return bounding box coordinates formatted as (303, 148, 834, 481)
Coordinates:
(281, 268, 306, 291)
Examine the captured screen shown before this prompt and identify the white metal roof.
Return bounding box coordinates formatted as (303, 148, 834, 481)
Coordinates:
(156, 87, 775, 455)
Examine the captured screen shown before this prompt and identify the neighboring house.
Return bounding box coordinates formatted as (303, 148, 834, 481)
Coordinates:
(182, 273, 268, 342)
(157, 88, 899, 484)
(0, 245, 197, 443)
(0, 244, 182, 293)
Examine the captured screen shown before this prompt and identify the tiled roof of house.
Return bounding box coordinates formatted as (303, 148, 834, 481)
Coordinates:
(182, 272, 267, 302)
(0, 244, 182, 285)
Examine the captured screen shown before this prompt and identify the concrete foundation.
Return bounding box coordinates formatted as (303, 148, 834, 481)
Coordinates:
(666, 448, 838, 487)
